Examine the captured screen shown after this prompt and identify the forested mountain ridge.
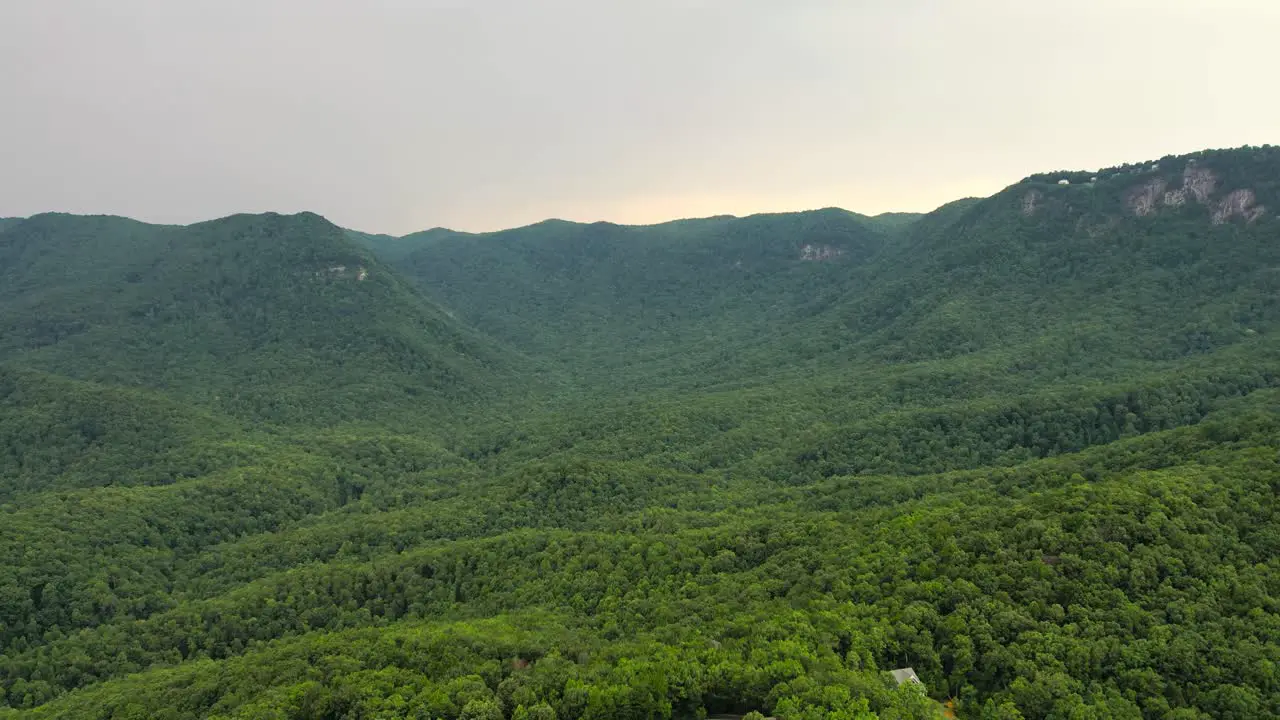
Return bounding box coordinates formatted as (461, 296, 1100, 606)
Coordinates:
(367, 147, 1280, 397)
(0, 211, 519, 425)
(2, 146, 1279, 719)
(357, 208, 896, 392)
(821, 147, 1280, 367)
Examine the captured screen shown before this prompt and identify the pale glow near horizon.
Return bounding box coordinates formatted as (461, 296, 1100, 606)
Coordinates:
(2, 1, 1278, 234)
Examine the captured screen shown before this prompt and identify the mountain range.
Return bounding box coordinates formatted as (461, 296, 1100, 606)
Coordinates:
(1, 146, 1277, 719)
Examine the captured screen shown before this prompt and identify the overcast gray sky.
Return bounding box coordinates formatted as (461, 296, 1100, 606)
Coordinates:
(2, 1, 1278, 234)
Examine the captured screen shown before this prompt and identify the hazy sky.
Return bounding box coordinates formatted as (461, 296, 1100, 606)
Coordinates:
(3, 1, 1278, 234)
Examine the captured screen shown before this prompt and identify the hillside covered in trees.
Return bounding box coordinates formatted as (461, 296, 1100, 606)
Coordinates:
(1, 147, 1278, 719)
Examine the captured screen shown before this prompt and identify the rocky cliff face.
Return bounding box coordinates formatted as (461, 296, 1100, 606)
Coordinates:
(1021, 148, 1275, 227)
(1123, 163, 1266, 222)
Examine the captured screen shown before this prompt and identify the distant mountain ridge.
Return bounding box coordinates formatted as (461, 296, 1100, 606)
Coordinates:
(354, 207, 902, 391)
(0, 211, 517, 425)
(358, 146, 1280, 395)
(6, 146, 1276, 405)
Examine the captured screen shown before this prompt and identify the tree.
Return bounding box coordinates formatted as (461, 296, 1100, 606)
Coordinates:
(980, 699, 1025, 720)
(461, 699, 504, 720)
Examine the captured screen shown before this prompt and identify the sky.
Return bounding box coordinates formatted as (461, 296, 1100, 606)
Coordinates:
(2, 1, 1279, 235)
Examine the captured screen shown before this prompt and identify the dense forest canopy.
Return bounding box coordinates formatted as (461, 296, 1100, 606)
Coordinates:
(1, 146, 1278, 719)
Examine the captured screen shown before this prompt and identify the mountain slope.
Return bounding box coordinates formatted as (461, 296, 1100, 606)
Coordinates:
(816, 146, 1280, 366)
(367, 148, 1280, 399)
(362, 208, 899, 390)
(3, 147, 1280, 720)
(0, 212, 517, 424)
(0, 367, 248, 502)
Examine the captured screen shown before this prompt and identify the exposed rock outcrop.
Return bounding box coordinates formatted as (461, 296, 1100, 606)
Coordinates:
(1212, 189, 1265, 225)
(799, 244, 844, 261)
(1161, 167, 1217, 207)
(1021, 190, 1042, 216)
(1182, 166, 1216, 203)
(311, 265, 370, 280)
(1127, 179, 1167, 217)
(1125, 165, 1264, 224)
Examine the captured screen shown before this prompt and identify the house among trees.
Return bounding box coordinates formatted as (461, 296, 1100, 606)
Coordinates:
(890, 667, 923, 686)
(889, 668, 957, 718)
